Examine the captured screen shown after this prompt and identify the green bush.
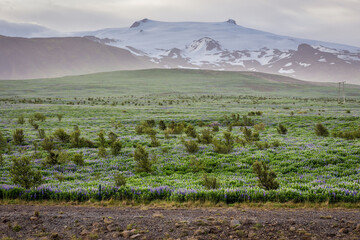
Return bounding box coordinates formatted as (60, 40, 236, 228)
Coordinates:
(202, 174, 220, 189)
(0, 153, 4, 167)
(332, 128, 360, 140)
(185, 124, 197, 138)
(168, 121, 184, 134)
(111, 140, 122, 156)
(315, 123, 329, 137)
(108, 131, 118, 145)
(252, 161, 279, 190)
(0, 131, 7, 152)
(56, 114, 63, 122)
(134, 145, 152, 173)
(189, 156, 205, 172)
(73, 152, 84, 166)
(44, 150, 60, 165)
(198, 128, 213, 144)
(70, 129, 94, 148)
(97, 130, 107, 147)
(37, 129, 46, 139)
(277, 124, 288, 135)
(34, 112, 46, 122)
(10, 156, 43, 189)
(53, 128, 70, 143)
(183, 140, 199, 153)
(150, 135, 160, 147)
(242, 127, 259, 142)
(146, 119, 156, 127)
(98, 146, 107, 158)
(13, 129, 25, 145)
(255, 141, 270, 150)
(17, 115, 25, 125)
(114, 173, 127, 187)
(42, 137, 55, 152)
(213, 140, 233, 154)
(70, 129, 81, 147)
(159, 120, 167, 130)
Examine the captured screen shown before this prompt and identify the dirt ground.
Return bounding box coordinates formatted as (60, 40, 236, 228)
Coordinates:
(1, 204, 360, 239)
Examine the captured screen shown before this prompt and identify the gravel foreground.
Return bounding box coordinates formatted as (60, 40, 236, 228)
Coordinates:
(1, 205, 360, 239)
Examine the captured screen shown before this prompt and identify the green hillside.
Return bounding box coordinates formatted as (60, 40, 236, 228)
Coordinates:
(0, 69, 359, 98)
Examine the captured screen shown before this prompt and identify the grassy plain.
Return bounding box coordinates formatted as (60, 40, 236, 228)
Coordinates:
(0, 69, 359, 203)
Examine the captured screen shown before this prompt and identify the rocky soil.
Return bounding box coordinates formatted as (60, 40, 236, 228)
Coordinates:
(1, 204, 360, 239)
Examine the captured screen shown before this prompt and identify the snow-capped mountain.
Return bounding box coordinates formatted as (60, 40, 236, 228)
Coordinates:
(1, 18, 360, 83)
(74, 19, 360, 84)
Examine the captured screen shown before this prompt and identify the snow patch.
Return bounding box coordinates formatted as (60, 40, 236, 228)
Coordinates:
(299, 62, 311, 67)
(279, 68, 295, 74)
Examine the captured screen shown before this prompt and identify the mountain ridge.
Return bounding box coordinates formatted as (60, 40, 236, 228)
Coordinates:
(0, 18, 359, 83)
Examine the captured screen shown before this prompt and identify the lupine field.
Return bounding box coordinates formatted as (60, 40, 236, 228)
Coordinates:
(0, 69, 360, 204)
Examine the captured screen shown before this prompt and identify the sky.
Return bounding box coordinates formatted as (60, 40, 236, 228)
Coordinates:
(0, 0, 359, 47)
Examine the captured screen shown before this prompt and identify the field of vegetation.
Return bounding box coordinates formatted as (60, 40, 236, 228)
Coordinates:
(0, 69, 359, 204)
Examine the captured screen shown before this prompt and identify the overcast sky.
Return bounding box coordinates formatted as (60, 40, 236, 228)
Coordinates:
(0, 0, 359, 47)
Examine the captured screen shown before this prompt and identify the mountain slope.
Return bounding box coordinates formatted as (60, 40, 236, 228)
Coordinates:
(75, 19, 360, 84)
(0, 35, 154, 79)
(1, 69, 360, 98)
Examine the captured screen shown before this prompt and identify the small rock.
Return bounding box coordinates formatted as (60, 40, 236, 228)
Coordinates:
(122, 230, 131, 238)
(130, 234, 142, 239)
(50, 232, 59, 240)
(175, 222, 181, 228)
(242, 219, 254, 226)
(248, 231, 256, 238)
(355, 224, 360, 232)
(230, 220, 240, 228)
(112, 232, 120, 238)
(153, 212, 164, 218)
(289, 226, 296, 232)
(107, 224, 118, 232)
(92, 222, 100, 228)
(104, 217, 113, 224)
(30, 216, 38, 221)
(194, 228, 206, 236)
(80, 229, 89, 236)
(339, 228, 349, 234)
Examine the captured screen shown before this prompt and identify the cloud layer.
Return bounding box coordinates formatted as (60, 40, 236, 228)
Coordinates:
(0, 0, 359, 46)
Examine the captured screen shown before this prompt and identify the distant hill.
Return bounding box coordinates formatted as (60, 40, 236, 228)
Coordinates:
(1, 69, 359, 98)
(0, 35, 154, 79)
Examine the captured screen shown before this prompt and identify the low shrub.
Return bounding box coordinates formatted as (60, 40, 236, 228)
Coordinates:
(202, 174, 220, 189)
(134, 145, 153, 173)
(252, 161, 279, 190)
(17, 115, 25, 125)
(198, 128, 213, 144)
(277, 123, 288, 135)
(34, 112, 46, 122)
(10, 156, 43, 189)
(73, 152, 84, 166)
(53, 128, 70, 143)
(111, 140, 122, 156)
(114, 173, 127, 187)
(315, 123, 329, 137)
(13, 129, 25, 145)
(183, 140, 199, 153)
(185, 124, 197, 138)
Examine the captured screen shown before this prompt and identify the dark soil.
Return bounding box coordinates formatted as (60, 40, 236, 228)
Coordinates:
(1, 204, 360, 239)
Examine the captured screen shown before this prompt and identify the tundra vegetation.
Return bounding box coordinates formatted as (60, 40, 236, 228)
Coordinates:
(0, 70, 360, 204)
